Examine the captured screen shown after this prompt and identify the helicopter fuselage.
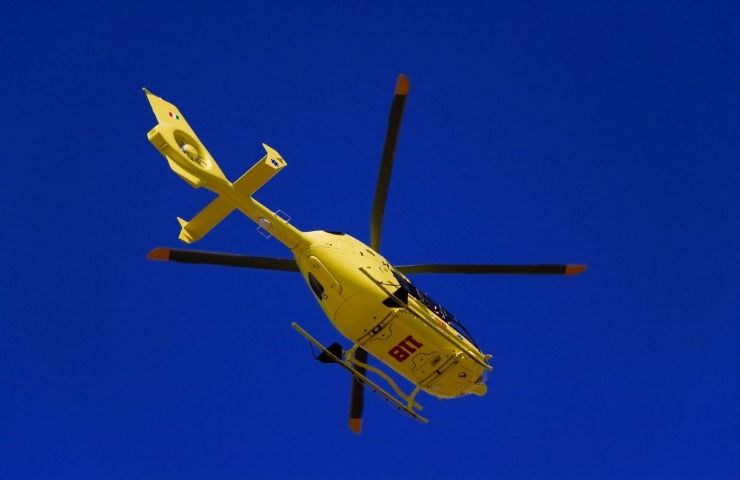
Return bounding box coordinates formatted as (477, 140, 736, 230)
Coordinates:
(293, 230, 491, 399)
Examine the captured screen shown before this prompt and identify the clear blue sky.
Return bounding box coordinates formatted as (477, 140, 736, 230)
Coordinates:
(2, 1, 739, 478)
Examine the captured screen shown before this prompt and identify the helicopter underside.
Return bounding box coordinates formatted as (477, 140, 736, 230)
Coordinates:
(293, 231, 491, 399)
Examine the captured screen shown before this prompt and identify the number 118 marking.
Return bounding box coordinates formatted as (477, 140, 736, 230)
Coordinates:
(388, 335, 424, 362)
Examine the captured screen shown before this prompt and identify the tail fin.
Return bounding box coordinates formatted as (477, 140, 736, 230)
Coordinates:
(144, 87, 229, 189)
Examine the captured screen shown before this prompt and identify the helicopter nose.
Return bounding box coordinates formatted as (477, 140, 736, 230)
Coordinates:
(468, 371, 489, 397)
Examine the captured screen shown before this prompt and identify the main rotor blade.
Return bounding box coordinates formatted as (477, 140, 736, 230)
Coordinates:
(147, 247, 299, 272)
(370, 74, 410, 252)
(396, 264, 587, 275)
(348, 347, 369, 434)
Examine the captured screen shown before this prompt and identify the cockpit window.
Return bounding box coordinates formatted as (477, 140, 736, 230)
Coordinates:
(390, 269, 481, 349)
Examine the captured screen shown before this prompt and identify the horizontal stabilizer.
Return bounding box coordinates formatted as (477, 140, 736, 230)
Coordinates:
(172, 144, 288, 243)
(232, 143, 287, 196)
(176, 195, 233, 244)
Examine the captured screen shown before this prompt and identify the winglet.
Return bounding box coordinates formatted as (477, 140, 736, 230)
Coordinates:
(142, 86, 152, 95)
(395, 74, 410, 96)
(261, 143, 286, 167)
(147, 247, 171, 261)
(348, 418, 362, 434)
(176, 217, 196, 244)
(565, 264, 587, 275)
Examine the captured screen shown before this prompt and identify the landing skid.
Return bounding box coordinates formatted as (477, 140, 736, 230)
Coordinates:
(291, 322, 429, 424)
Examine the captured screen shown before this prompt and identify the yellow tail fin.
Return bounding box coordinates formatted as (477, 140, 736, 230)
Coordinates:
(144, 87, 229, 189)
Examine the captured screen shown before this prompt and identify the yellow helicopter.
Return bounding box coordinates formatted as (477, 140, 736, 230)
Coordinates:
(143, 75, 586, 434)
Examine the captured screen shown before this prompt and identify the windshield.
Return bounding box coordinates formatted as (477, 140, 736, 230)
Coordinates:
(391, 270, 481, 349)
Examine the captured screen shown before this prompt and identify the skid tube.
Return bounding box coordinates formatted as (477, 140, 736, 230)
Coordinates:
(291, 322, 428, 424)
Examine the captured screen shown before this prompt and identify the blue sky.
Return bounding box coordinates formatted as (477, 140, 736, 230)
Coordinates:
(2, 1, 739, 478)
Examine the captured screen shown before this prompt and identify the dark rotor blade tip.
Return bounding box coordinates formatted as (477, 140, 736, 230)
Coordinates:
(147, 247, 171, 261)
(395, 74, 410, 96)
(565, 264, 587, 275)
(349, 418, 362, 434)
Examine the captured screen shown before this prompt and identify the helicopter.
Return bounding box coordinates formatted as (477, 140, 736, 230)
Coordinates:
(143, 75, 586, 434)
